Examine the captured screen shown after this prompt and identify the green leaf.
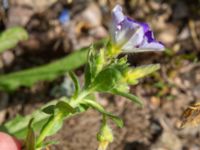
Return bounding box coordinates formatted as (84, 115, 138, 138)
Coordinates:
(0, 95, 86, 140)
(42, 105, 55, 115)
(0, 39, 105, 91)
(25, 118, 36, 150)
(36, 114, 63, 147)
(0, 27, 28, 53)
(69, 71, 80, 98)
(36, 101, 74, 147)
(91, 67, 122, 92)
(56, 101, 76, 115)
(111, 89, 143, 107)
(81, 99, 123, 128)
(0, 48, 87, 91)
(0, 99, 59, 139)
(0, 97, 80, 140)
(45, 115, 63, 136)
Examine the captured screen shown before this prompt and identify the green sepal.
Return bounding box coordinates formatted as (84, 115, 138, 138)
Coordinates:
(81, 99, 123, 128)
(97, 121, 113, 143)
(106, 40, 121, 57)
(95, 48, 105, 75)
(84, 63, 92, 89)
(111, 89, 143, 107)
(25, 118, 36, 150)
(84, 45, 95, 88)
(84, 45, 106, 89)
(105, 40, 112, 56)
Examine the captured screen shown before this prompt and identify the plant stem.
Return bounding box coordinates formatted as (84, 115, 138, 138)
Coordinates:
(36, 113, 63, 147)
(36, 89, 92, 149)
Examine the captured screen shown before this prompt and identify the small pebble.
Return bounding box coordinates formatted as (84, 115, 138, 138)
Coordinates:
(2, 51, 15, 66)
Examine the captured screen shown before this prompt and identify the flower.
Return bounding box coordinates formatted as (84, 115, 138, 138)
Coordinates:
(111, 5, 165, 52)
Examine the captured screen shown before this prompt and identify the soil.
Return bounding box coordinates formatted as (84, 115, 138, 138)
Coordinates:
(1, 0, 200, 150)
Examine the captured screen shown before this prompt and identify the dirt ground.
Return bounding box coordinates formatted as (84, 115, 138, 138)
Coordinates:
(1, 0, 200, 150)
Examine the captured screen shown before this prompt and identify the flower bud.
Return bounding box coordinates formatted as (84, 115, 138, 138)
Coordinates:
(125, 64, 160, 84)
(97, 124, 113, 150)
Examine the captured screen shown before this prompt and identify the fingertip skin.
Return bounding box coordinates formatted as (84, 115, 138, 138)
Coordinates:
(0, 132, 21, 150)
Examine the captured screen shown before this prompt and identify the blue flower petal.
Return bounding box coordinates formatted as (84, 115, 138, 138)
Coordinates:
(145, 31, 154, 43)
(112, 5, 125, 25)
(111, 5, 165, 52)
(114, 18, 140, 45)
(127, 17, 150, 33)
(140, 41, 165, 51)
